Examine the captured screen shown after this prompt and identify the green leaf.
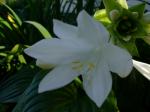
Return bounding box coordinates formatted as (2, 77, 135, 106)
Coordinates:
(13, 70, 99, 112)
(124, 42, 139, 56)
(24, 21, 52, 39)
(0, 17, 12, 29)
(0, 104, 6, 112)
(18, 54, 26, 64)
(115, 69, 150, 112)
(114, 37, 139, 56)
(11, 44, 19, 53)
(0, 46, 5, 49)
(117, 0, 128, 9)
(0, 65, 38, 103)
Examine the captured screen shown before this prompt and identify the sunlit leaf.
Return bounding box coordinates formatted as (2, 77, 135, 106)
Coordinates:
(25, 21, 52, 39)
(18, 54, 26, 64)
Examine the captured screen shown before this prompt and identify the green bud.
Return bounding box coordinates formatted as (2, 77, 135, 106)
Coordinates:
(132, 12, 139, 18)
(102, 0, 122, 19)
(122, 36, 131, 42)
(109, 9, 120, 21)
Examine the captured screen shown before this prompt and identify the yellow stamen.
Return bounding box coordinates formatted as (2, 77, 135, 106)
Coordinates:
(72, 63, 83, 72)
(88, 63, 95, 71)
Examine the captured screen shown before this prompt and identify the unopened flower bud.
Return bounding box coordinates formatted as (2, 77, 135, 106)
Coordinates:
(109, 9, 120, 21)
(132, 12, 139, 18)
(122, 36, 131, 42)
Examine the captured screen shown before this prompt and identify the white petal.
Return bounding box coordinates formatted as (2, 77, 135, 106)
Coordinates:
(53, 19, 78, 40)
(36, 59, 54, 69)
(77, 10, 109, 46)
(82, 59, 112, 107)
(104, 44, 133, 77)
(24, 38, 91, 65)
(133, 60, 150, 80)
(38, 65, 79, 93)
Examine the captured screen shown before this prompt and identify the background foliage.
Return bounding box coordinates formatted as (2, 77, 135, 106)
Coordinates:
(0, 0, 150, 112)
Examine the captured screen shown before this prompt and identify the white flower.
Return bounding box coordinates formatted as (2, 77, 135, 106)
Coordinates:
(24, 10, 133, 107)
(133, 60, 150, 80)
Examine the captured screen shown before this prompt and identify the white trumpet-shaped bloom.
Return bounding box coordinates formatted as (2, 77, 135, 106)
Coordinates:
(133, 60, 150, 80)
(24, 10, 133, 107)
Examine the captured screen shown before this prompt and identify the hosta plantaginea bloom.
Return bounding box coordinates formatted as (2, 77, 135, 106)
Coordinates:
(24, 10, 133, 107)
(133, 60, 150, 80)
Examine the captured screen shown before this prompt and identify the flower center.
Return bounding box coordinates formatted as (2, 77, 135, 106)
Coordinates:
(72, 61, 95, 73)
(116, 16, 137, 37)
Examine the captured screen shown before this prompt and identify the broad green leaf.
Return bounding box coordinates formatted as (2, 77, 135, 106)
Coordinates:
(0, 104, 6, 112)
(100, 91, 118, 112)
(13, 70, 99, 112)
(115, 69, 150, 112)
(0, 65, 38, 103)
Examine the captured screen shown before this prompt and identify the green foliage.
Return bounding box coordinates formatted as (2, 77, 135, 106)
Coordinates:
(24, 21, 52, 39)
(0, 3, 52, 73)
(0, 0, 150, 112)
(2, 3, 22, 25)
(129, 3, 146, 18)
(12, 70, 118, 112)
(12, 70, 99, 112)
(114, 68, 150, 112)
(0, 65, 38, 103)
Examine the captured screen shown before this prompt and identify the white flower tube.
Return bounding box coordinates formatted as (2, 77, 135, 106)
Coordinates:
(133, 60, 150, 80)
